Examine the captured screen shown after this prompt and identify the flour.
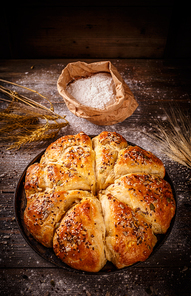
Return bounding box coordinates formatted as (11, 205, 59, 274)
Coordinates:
(66, 73, 116, 109)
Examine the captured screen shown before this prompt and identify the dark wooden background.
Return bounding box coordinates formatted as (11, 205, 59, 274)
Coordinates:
(1, 1, 191, 59)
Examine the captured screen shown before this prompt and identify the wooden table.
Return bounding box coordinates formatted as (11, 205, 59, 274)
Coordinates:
(0, 59, 191, 296)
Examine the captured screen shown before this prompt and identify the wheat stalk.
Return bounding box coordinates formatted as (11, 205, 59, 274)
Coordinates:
(7, 119, 50, 150)
(143, 107, 191, 169)
(0, 102, 60, 120)
(0, 79, 69, 149)
(0, 116, 38, 134)
(0, 78, 54, 112)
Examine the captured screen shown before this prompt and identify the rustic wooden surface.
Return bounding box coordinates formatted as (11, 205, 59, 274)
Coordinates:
(0, 59, 191, 296)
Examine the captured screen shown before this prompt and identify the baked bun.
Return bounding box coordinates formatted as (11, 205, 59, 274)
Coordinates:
(114, 146, 165, 179)
(92, 131, 128, 190)
(53, 196, 106, 272)
(100, 193, 157, 269)
(40, 131, 96, 194)
(105, 173, 176, 234)
(24, 131, 176, 272)
(24, 163, 43, 198)
(24, 190, 90, 248)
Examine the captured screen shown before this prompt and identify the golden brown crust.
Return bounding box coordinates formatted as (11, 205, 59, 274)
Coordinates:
(44, 162, 94, 192)
(53, 197, 107, 272)
(114, 146, 165, 179)
(100, 193, 157, 269)
(94, 131, 128, 148)
(24, 131, 175, 272)
(25, 132, 96, 195)
(92, 131, 128, 190)
(40, 132, 93, 165)
(24, 190, 68, 248)
(24, 190, 91, 248)
(105, 173, 176, 234)
(24, 163, 46, 198)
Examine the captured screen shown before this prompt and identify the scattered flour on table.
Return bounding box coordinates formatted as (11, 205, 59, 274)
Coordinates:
(66, 73, 116, 109)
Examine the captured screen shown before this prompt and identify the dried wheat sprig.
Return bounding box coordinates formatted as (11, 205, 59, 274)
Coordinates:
(0, 78, 54, 111)
(143, 107, 191, 169)
(0, 84, 57, 117)
(0, 117, 38, 134)
(0, 82, 68, 122)
(0, 111, 33, 121)
(0, 114, 68, 149)
(6, 120, 67, 150)
(0, 79, 69, 149)
(0, 103, 60, 121)
(7, 121, 50, 150)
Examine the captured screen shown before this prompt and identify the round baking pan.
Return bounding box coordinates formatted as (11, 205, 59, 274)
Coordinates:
(14, 140, 177, 275)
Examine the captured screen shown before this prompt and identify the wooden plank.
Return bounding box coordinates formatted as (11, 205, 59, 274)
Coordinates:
(6, 7, 172, 58)
(0, 59, 190, 137)
(0, 267, 190, 296)
(1, 59, 191, 101)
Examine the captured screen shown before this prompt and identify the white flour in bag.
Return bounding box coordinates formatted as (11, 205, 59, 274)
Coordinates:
(66, 73, 116, 109)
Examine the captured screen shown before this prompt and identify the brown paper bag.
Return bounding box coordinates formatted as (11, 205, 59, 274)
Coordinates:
(57, 61, 138, 125)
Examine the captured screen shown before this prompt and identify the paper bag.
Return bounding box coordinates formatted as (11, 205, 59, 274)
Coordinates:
(57, 61, 138, 125)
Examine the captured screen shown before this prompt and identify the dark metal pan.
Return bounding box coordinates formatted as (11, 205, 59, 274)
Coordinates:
(14, 139, 177, 275)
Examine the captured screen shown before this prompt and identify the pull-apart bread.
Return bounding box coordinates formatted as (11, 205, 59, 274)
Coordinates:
(100, 193, 157, 269)
(53, 196, 106, 272)
(24, 131, 176, 272)
(92, 131, 128, 190)
(104, 174, 175, 234)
